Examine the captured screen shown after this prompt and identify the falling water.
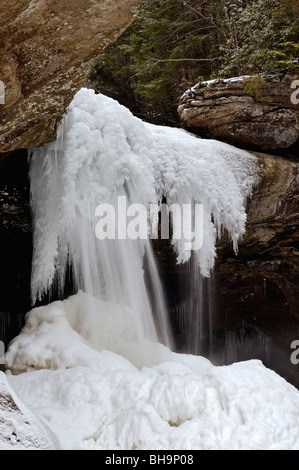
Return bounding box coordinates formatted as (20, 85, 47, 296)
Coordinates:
(28, 88, 259, 361)
(157, 249, 216, 358)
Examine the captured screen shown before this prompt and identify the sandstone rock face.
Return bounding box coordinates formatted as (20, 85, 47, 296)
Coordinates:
(178, 75, 299, 153)
(0, 0, 142, 152)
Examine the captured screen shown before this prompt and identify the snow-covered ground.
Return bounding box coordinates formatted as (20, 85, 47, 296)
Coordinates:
(4, 292, 299, 451)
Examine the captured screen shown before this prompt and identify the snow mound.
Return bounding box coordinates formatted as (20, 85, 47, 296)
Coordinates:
(5, 291, 211, 372)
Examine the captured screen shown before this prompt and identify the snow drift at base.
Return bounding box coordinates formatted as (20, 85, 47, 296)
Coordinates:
(5, 292, 299, 450)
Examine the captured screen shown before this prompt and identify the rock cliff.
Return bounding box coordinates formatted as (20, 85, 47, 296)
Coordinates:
(0, 0, 142, 153)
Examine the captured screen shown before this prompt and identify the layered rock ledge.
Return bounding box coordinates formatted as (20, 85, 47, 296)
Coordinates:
(178, 75, 299, 154)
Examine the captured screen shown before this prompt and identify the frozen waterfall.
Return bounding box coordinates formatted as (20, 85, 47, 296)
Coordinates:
(28, 88, 259, 354)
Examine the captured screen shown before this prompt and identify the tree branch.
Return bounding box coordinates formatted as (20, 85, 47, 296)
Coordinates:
(146, 57, 220, 65)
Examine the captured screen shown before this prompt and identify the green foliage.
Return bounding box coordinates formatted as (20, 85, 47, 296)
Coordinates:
(91, 0, 299, 124)
(243, 77, 267, 103)
(217, 0, 299, 76)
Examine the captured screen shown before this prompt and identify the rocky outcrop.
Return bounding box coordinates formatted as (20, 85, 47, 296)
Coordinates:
(0, 0, 142, 153)
(178, 75, 299, 154)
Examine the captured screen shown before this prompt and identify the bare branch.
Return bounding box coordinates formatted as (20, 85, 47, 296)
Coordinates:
(145, 57, 220, 66)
